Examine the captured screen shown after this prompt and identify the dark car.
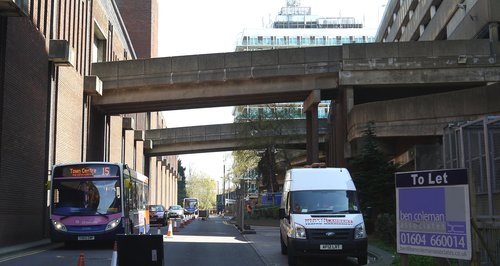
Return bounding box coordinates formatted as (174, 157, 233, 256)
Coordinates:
(148, 205, 167, 225)
(167, 205, 185, 219)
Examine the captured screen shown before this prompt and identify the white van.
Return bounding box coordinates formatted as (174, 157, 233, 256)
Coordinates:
(279, 167, 368, 265)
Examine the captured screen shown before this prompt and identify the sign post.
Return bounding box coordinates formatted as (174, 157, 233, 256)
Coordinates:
(395, 169, 471, 261)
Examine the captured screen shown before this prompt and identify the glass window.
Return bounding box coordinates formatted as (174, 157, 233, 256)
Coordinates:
(290, 190, 360, 214)
(52, 179, 121, 215)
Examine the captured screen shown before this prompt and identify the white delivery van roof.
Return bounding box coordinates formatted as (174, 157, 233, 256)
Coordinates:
(286, 168, 356, 191)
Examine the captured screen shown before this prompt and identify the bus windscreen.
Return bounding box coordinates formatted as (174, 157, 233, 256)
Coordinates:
(52, 179, 121, 216)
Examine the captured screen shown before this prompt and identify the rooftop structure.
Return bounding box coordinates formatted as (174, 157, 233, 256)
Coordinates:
(235, 0, 376, 52)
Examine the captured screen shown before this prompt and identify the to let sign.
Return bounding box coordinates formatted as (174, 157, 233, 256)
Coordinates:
(395, 169, 471, 260)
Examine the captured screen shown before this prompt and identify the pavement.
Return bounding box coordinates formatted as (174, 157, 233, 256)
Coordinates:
(239, 224, 395, 266)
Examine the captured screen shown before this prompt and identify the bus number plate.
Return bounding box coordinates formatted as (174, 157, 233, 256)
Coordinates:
(320, 244, 342, 250)
(78, 236, 95, 241)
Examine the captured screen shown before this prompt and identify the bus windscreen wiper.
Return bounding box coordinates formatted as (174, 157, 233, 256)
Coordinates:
(95, 211, 109, 219)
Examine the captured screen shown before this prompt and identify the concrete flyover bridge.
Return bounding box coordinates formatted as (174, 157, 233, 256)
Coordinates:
(88, 39, 500, 166)
(144, 119, 329, 156)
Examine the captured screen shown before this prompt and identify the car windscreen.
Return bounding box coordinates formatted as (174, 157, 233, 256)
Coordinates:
(150, 206, 164, 211)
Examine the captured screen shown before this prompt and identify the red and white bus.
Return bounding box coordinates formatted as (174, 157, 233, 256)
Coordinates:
(49, 162, 150, 244)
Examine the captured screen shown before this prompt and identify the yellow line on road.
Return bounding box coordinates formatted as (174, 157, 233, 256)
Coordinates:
(0, 244, 62, 263)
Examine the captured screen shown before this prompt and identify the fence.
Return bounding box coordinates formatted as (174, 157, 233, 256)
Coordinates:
(443, 116, 500, 265)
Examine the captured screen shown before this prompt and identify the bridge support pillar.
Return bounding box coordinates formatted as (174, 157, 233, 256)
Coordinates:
(304, 90, 320, 164)
(334, 87, 353, 167)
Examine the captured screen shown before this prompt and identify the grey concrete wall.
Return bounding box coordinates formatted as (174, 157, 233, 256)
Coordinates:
(347, 83, 500, 141)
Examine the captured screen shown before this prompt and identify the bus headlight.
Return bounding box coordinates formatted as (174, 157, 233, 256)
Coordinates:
(106, 219, 121, 231)
(293, 223, 307, 239)
(52, 220, 67, 232)
(354, 222, 367, 239)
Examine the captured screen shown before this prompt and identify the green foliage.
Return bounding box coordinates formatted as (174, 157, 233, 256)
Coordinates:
(247, 205, 280, 219)
(257, 147, 279, 192)
(232, 150, 260, 180)
(177, 160, 187, 205)
(350, 121, 399, 214)
(375, 213, 397, 244)
(186, 173, 216, 209)
(233, 104, 299, 192)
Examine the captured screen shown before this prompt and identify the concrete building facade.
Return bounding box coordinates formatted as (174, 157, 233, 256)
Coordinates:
(376, 0, 500, 42)
(374, 0, 500, 264)
(0, 0, 176, 248)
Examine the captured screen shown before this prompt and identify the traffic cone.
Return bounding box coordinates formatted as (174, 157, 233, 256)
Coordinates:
(167, 219, 173, 237)
(157, 223, 162, 235)
(173, 219, 178, 232)
(77, 253, 85, 266)
(110, 241, 117, 266)
(180, 218, 185, 228)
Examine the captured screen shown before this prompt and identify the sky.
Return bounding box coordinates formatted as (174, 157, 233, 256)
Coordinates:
(157, 0, 388, 181)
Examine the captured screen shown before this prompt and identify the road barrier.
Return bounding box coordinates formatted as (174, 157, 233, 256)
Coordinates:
(167, 219, 173, 237)
(77, 253, 85, 266)
(110, 241, 117, 266)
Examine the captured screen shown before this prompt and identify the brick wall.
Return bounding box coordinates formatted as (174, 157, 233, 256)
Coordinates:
(55, 67, 84, 163)
(135, 140, 144, 173)
(115, 0, 154, 58)
(109, 116, 123, 163)
(124, 129, 134, 166)
(0, 17, 49, 247)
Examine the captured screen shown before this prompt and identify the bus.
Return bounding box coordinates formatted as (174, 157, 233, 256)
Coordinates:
(49, 162, 150, 243)
(183, 198, 199, 216)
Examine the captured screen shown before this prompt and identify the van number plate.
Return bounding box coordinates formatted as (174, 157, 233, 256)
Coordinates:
(78, 236, 95, 241)
(320, 244, 342, 250)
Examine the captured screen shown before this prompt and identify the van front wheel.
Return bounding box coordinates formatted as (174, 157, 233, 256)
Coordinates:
(280, 232, 287, 255)
(287, 239, 297, 265)
(357, 254, 368, 265)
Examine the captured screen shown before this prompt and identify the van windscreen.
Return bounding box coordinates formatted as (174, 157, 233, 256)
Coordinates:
(290, 190, 360, 214)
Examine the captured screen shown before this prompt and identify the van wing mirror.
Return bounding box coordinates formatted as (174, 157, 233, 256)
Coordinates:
(279, 208, 288, 219)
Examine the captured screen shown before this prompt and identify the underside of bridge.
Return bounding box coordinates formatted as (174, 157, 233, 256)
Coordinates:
(88, 40, 500, 168)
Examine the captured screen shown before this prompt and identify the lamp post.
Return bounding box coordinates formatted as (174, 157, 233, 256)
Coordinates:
(222, 164, 226, 213)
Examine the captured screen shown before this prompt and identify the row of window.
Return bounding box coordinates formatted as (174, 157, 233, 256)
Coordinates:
(236, 106, 329, 119)
(240, 36, 375, 46)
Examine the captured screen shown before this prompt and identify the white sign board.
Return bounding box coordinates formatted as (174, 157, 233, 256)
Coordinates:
(395, 169, 471, 260)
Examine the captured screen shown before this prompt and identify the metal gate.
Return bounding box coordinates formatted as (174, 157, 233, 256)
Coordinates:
(443, 116, 500, 265)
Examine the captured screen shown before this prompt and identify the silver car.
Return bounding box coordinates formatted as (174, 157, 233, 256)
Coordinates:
(167, 205, 185, 219)
(148, 205, 167, 226)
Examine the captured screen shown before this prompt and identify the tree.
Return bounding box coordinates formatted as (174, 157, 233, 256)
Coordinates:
(177, 160, 187, 205)
(233, 104, 301, 192)
(232, 150, 259, 179)
(185, 172, 217, 210)
(349, 121, 399, 214)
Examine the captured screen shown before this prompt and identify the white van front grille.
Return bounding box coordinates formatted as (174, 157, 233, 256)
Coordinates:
(307, 229, 352, 240)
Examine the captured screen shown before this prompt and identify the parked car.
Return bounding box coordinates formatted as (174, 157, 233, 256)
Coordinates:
(148, 205, 167, 226)
(167, 205, 185, 219)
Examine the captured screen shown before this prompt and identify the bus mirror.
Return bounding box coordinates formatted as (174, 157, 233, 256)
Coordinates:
(124, 179, 131, 189)
(45, 180, 51, 190)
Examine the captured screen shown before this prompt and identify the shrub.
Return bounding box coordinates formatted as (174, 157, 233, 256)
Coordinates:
(375, 213, 396, 245)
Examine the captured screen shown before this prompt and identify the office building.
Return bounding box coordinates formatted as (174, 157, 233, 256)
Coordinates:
(0, 0, 176, 247)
